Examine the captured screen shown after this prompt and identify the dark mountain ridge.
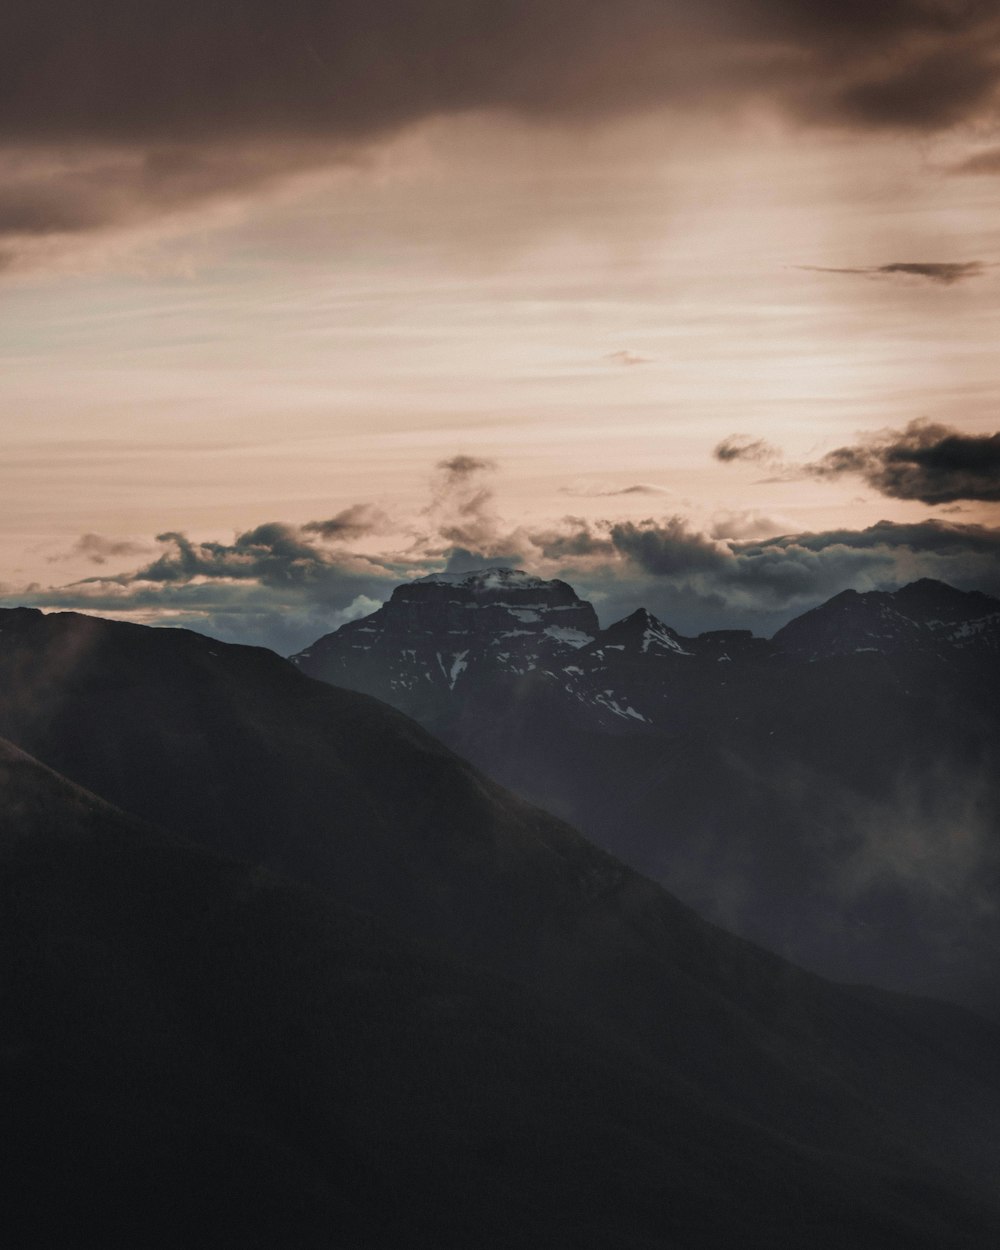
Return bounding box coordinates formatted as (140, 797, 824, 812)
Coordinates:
(773, 577, 1000, 659)
(3, 608, 1000, 1243)
(293, 573, 1000, 1015)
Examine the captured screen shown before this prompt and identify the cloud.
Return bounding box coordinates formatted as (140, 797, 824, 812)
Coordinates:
(7, 453, 1000, 650)
(713, 435, 782, 465)
(2, 0, 998, 265)
(117, 523, 405, 597)
(822, 42, 1000, 130)
(8, 0, 988, 147)
(0, 141, 337, 272)
(952, 147, 1000, 175)
(2, 461, 523, 650)
(422, 455, 510, 555)
(49, 532, 153, 565)
(2, 462, 525, 652)
(529, 518, 616, 561)
(441, 548, 525, 575)
(436, 455, 498, 483)
(11, 521, 406, 652)
(609, 517, 729, 575)
(605, 350, 650, 366)
(805, 419, 1000, 503)
(302, 504, 390, 541)
(795, 261, 990, 285)
(562, 514, 1000, 634)
(709, 510, 792, 540)
(560, 482, 673, 498)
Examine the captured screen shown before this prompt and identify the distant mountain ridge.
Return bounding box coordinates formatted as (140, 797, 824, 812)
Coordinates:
(773, 578, 1000, 659)
(293, 572, 999, 730)
(293, 572, 1000, 1016)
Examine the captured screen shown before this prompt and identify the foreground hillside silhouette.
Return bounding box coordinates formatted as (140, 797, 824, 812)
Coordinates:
(2, 606, 1000, 1245)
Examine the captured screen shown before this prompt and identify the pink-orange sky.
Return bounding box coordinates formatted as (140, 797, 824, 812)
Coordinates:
(2, 1, 999, 650)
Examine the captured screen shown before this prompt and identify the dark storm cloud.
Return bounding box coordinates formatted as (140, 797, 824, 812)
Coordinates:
(713, 435, 782, 464)
(120, 523, 402, 598)
(441, 506, 1000, 624)
(753, 517, 1000, 557)
(827, 43, 1000, 129)
(796, 261, 989, 284)
(14, 521, 405, 651)
(532, 512, 1000, 635)
(609, 517, 729, 575)
(8, 0, 990, 146)
(805, 420, 1000, 503)
(719, 518, 1000, 614)
(2, 0, 998, 259)
(531, 519, 615, 561)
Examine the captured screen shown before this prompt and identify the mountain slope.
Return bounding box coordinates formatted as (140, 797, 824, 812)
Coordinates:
(292, 575, 1000, 1014)
(3, 607, 1000, 1245)
(5, 736, 1000, 1248)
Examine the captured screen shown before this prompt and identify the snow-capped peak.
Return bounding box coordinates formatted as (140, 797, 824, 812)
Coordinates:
(413, 567, 549, 591)
(600, 607, 691, 655)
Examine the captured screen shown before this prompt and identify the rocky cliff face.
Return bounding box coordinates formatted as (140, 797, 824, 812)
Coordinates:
(293, 568, 600, 715)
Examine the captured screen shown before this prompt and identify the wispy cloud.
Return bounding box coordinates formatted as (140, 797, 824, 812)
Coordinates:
(48, 532, 153, 565)
(604, 350, 650, 366)
(560, 482, 673, 498)
(795, 261, 991, 285)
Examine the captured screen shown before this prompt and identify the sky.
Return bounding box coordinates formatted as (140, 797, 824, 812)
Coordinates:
(2, 0, 1000, 652)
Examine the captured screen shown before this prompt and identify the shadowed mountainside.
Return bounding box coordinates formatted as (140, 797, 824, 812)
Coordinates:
(8, 735, 1000, 1247)
(2, 608, 1000, 1242)
(292, 575, 1000, 1016)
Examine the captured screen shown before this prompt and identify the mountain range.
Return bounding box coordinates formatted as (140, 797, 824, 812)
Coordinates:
(3, 603, 1000, 1244)
(293, 571, 1000, 1017)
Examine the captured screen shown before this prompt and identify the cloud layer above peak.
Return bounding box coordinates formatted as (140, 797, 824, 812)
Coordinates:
(2, 0, 999, 266)
(7, 449, 999, 650)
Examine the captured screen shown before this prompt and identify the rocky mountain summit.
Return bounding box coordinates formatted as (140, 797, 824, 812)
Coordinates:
(294, 568, 599, 720)
(293, 570, 998, 731)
